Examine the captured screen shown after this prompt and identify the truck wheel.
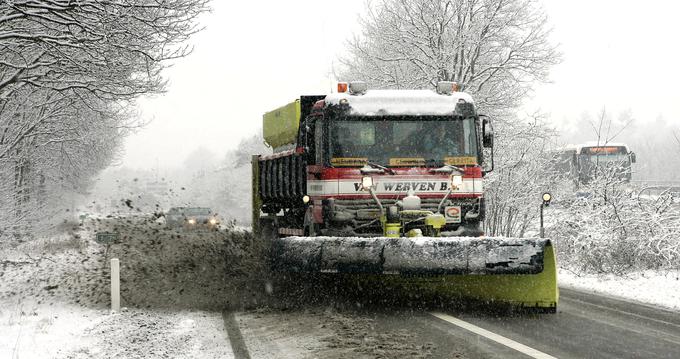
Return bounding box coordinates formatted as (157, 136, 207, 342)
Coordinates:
(259, 217, 279, 240)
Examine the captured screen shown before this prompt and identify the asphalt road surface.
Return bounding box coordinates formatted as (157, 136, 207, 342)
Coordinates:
(427, 288, 680, 358)
(225, 287, 680, 358)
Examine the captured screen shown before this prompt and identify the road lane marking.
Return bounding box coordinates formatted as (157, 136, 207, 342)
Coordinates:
(429, 312, 557, 359)
(561, 303, 680, 346)
(561, 295, 680, 329)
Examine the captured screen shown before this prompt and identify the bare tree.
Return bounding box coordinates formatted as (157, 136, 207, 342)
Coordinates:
(0, 0, 210, 238)
(588, 108, 634, 146)
(342, 0, 560, 114)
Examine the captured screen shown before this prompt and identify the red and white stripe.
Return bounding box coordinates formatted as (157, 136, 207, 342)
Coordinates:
(278, 227, 304, 236)
(306, 167, 483, 198)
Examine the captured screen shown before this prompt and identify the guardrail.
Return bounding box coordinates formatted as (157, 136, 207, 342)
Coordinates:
(632, 180, 680, 197)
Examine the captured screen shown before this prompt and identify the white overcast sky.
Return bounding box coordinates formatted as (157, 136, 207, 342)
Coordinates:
(121, 0, 680, 169)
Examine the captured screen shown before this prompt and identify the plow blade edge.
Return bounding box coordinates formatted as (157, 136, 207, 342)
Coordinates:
(271, 236, 558, 309)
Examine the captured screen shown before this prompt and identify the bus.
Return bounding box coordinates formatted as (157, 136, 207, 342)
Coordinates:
(550, 142, 636, 186)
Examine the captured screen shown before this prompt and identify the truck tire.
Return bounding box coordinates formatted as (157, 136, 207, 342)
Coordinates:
(258, 216, 279, 241)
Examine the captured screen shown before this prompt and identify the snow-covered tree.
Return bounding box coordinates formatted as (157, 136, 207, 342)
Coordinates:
(214, 132, 270, 224)
(0, 0, 208, 100)
(0, 0, 209, 239)
(552, 175, 680, 274)
(484, 114, 558, 237)
(561, 109, 680, 183)
(231, 132, 271, 168)
(342, 0, 561, 237)
(342, 0, 560, 114)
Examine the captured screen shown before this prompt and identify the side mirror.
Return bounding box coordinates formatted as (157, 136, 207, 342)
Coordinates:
(304, 125, 311, 148)
(630, 152, 636, 164)
(482, 117, 494, 148)
(479, 115, 494, 173)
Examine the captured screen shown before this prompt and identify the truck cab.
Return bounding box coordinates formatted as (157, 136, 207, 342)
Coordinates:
(255, 81, 494, 238)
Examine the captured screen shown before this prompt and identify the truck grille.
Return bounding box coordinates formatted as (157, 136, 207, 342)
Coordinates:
(330, 197, 480, 224)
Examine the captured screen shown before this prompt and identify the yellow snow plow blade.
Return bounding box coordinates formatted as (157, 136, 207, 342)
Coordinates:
(271, 236, 558, 311)
(394, 242, 558, 310)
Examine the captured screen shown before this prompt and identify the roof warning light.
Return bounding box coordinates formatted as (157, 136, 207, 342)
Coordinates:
(349, 81, 368, 95)
(436, 81, 463, 95)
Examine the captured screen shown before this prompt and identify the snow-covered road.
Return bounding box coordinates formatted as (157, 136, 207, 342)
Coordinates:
(2, 217, 680, 358)
(222, 288, 680, 359)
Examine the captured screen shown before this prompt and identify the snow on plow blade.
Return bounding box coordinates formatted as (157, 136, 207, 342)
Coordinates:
(271, 236, 558, 309)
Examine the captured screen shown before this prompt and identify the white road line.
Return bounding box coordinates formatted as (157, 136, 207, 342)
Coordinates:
(429, 312, 557, 359)
(562, 295, 680, 329)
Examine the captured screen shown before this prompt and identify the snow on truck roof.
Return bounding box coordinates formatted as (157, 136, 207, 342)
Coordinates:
(324, 89, 474, 116)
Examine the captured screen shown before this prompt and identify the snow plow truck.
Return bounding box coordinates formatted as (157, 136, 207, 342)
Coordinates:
(252, 81, 558, 311)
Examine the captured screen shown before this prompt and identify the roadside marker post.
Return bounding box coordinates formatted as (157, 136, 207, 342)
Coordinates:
(111, 258, 120, 312)
(96, 232, 120, 258)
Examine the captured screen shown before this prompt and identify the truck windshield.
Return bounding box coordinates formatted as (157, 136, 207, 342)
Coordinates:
(582, 154, 629, 164)
(330, 116, 478, 166)
(579, 147, 629, 167)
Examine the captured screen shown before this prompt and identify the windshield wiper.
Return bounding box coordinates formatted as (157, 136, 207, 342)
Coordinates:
(429, 163, 465, 174)
(362, 161, 395, 175)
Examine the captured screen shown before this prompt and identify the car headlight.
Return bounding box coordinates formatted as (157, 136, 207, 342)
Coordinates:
(209, 218, 217, 225)
(188, 218, 196, 225)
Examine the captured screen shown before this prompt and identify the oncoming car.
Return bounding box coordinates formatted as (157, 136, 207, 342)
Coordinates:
(165, 207, 220, 230)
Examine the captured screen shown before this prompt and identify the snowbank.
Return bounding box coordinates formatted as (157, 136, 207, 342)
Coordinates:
(0, 216, 266, 309)
(0, 300, 101, 358)
(0, 302, 233, 359)
(0, 216, 266, 358)
(559, 269, 680, 311)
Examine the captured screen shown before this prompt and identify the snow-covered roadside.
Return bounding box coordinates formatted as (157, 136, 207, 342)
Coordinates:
(66, 309, 233, 358)
(0, 300, 233, 359)
(559, 269, 680, 311)
(0, 300, 101, 358)
(0, 218, 250, 358)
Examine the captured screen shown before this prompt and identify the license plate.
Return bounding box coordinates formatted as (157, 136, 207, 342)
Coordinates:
(444, 206, 462, 223)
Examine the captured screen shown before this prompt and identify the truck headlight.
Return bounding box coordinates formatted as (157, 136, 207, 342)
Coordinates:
(361, 176, 374, 191)
(450, 174, 463, 189)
